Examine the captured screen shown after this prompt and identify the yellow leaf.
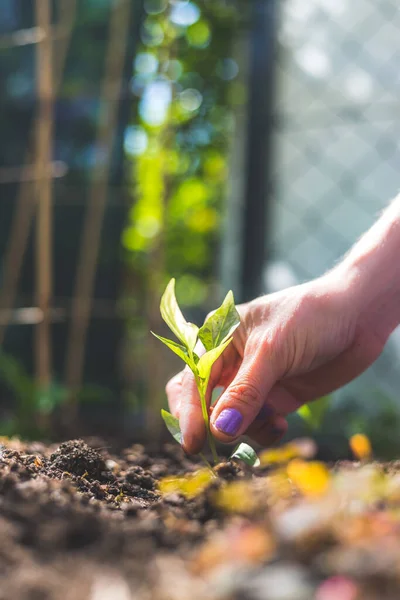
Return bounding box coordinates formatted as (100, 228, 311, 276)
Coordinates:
(214, 481, 257, 514)
(158, 468, 214, 498)
(158, 476, 185, 496)
(286, 459, 330, 497)
(183, 469, 214, 498)
(259, 444, 299, 466)
(266, 470, 293, 501)
(349, 434, 372, 461)
(259, 439, 317, 467)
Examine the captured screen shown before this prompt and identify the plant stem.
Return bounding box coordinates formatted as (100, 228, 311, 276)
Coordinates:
(197, 381, 219, 465)
(199, 452, 214, 472)
(207, 424, 219, 465)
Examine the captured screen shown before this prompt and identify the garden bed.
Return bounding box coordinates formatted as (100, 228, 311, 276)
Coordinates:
(0, 437, 399, 600)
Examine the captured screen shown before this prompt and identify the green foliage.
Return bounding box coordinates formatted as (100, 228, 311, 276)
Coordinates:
(154, 278, 258, 467)
(159, 279, 199, 352)
(153, 278, 239, 401)
(196, 337, 233, 380)
(198, 291, 240, 351)
(122, 0, 248, 430)
(151, 333, 193, 367)
(161, 409, 182, 444)
(231, 442, 260, 467)
(297, 396, 331, 431)
(123, 0, 247, 297)
(0, 352, 113, 439)
(0, 352, 63, 438)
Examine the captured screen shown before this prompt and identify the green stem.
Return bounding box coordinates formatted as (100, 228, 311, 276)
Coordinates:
(207, 423, 219, 465)
(197, 378, 219, 465)
(199, 452, 214, 472)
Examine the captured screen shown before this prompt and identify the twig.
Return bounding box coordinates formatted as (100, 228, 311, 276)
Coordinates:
(0, 22, 73, 49)
(0, 161, 67, 184)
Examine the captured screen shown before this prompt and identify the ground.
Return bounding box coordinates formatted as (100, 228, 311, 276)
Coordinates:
(0, 437, 399, 600)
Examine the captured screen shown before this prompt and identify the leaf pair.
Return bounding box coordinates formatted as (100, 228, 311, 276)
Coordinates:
(152, 279, 240, 385)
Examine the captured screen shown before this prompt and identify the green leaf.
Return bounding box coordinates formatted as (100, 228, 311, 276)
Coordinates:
(160, 279, 198, 351)
(198, 290, 240, 351)
(36, 382, 68, 415)
(231, 442, 260, 467)
(197, 337, 233, 380)
(151, 332, 197, 370)
(161, 409, 183, 444)
(297, 396, 331, 430)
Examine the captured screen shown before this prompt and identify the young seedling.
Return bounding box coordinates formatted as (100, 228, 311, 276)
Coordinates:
(152, 279, 259, 467)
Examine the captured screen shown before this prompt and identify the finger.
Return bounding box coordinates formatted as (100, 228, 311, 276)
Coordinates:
(245, 413, 288, 447)
(177, 367, 205, 454)
(180, 343, 239, 455)
(210, 340, 277, 443)
(166, 372, 185, 418)
(264, 385, 303, 417)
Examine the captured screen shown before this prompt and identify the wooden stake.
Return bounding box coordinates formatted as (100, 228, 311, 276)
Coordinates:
(0, 0, 76, 348)
(34, 0, 54, 388)
(64, 0, 131, 407)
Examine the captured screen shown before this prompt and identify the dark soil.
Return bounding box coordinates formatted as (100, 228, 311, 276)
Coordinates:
(0, 437, 398, 600)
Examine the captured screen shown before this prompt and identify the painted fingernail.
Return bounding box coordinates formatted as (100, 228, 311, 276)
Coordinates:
(214, 408, 243, 436)
(256, 405, 274, 421)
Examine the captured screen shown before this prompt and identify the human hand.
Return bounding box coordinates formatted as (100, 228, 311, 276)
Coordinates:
(166, 267, 391, 455)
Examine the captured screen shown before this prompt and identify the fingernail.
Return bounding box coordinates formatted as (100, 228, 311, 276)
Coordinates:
(256, 405, 274, 421)
(214, 408, 243, 436)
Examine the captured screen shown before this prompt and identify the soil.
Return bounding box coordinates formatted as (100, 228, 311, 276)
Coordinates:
(0, 437, 399, 600)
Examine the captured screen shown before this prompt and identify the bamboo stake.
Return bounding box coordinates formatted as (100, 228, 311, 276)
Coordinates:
(34, 0, 54, 388)
(64, 0, 131, 406)
(0, 0, 76, 348)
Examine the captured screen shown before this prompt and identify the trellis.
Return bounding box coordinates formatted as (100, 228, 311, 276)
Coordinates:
(0, 0, 132, 421)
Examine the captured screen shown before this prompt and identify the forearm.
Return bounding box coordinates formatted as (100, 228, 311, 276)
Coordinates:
(340, 194, 400, 339)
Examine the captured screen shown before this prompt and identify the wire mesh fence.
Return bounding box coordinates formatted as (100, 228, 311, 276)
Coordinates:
(265, 0, 400, 400)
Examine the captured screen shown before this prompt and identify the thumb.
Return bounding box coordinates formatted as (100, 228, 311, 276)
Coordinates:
(210, 342, 276, 442)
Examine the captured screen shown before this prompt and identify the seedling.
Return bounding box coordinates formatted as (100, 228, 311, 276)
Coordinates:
(153, 279, 259, 467)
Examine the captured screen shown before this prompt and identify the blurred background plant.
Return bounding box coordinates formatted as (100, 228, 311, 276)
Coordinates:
(0, 0, 400, 458)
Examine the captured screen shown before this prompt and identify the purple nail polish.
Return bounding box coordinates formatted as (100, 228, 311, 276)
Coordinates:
(215, 408, 243, 436)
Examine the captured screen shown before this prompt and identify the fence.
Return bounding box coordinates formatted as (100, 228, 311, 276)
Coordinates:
(0, 0, 137, 436)
(0, 0, 246, 440)
(265, 0, 400, 401)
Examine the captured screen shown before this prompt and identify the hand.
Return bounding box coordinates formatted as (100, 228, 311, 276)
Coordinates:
(166, 268, 390, 455)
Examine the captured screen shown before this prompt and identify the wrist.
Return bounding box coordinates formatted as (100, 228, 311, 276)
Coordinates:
(338, 194, 400, 340)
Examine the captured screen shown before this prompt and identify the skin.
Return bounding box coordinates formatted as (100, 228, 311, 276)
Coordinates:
(167, 195, 400, 455)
